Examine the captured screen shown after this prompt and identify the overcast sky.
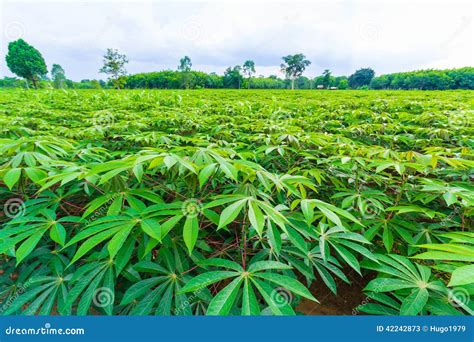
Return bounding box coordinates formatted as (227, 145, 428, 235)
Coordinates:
(0, 0, 472, 81)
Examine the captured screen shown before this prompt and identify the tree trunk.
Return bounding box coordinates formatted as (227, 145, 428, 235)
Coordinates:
(291, 79, 295, 90)
(31, 77, 37, 89)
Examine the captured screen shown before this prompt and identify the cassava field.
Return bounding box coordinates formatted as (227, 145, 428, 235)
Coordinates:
(0, 89, 473, 316)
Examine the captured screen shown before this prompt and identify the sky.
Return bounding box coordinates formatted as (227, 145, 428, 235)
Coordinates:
(0, 0, 472, 81)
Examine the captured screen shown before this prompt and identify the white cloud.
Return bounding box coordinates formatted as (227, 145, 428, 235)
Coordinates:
(0, 0, 472, 80)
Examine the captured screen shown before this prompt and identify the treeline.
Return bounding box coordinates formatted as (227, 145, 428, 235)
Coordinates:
(0, 77, 107, 89)
(123, 71, 349, 89)
(2, 38, 473, 90)
(370, 67, 474, 90)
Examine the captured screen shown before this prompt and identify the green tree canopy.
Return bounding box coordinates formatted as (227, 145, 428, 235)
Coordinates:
(51, 64, 66, 89)
(5, 39, 47, 88)
(322, 69, 332, 88)
(178, 56, 192, 72)
(178, 56, 193, 89)
(223, 66, 243, 89)
(348, 68, 375, 88)
(280, 54, 311, 90)
(242, 60, 256, 89)
(99, 48, 129, 89)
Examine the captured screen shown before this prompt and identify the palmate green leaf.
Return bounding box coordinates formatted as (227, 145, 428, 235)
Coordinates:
(400, 288, 429, 315)
(443, 192, 457, 206)
(121, 277, 166, 305)
(2, 283, 51, 315)
(248, 200, 265, 236)
(241, 278, 260, 315)
(3, 168, 22, 189)
(198, 163, 217, 187)
(413, 251, 474, 262)
(134, 260, 170, 274)
(49, 222, 66, 246)
(180, 271, 239, 293)
(107, 225, 134, 259)
(217, 198, 247, 229)
(2, 273, 70, 315)
(247, 261, 292, 273)
(68, 227, 124, 264)
(156, 283, 174, 315)
(254, 272, 318, 302)
(183, 215, 199, 254)
(267, 222, 282, 254)
(286, 226, 307, 254)
(331, 243, 361, 275)
(198, 258, 243, 272)
(206, 277, 243, 315)
(174, 283, 193, 316)
(448, 265, 474, 287)
(140, 218, 161, 241)
(250, 278, 295, 315)
(301, 199, 363, 227)
(364, 278, 416, 292)
(15, 230, 47, 265)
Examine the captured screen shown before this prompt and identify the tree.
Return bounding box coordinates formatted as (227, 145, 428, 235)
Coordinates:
(337, 78, 349, 90)
(178, 56, 193, 89)
(223, 66, 243, 89)
(51, 64, 66, 89)
(322, 69, 331, 89)
(348, 68, 375, 89)
(280, 54, 311, 90)
(5, 39, 47, 88)
(178, 56, 192, 72)
(242, 60, 256, 89)
(99, 48, 129, 89)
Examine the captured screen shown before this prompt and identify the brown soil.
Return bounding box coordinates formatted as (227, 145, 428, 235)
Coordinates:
(297, 269, 375, 315)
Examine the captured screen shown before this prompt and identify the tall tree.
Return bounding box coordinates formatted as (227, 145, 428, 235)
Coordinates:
(322, 69, 332, 88)
(5, 39, 47, 89)
(223, 66, 243, 89)
(280, 54, 311, 90)
(178, 56, 193, 89)
(242, 60, 256, 89)
(51, 64, 66, 89)
(99, 48, 129, 89)
(348, 68, 375, 89)
(178, 56, 192, 72)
